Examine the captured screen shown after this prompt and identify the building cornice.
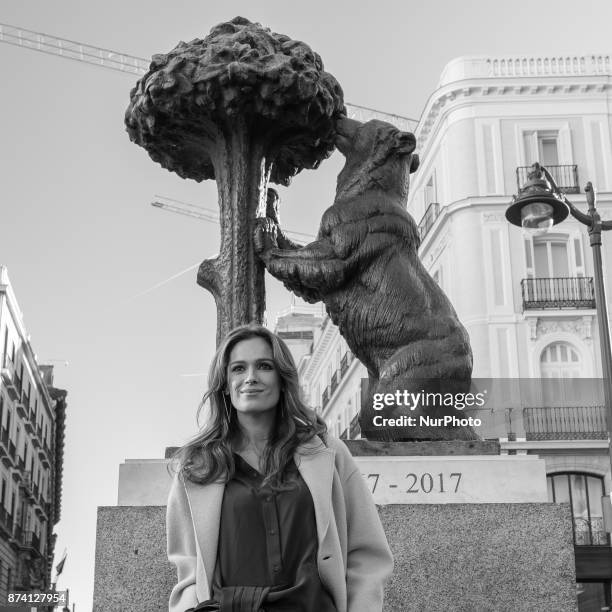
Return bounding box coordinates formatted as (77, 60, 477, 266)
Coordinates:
(415, 54, 612, 153)
(1, 271, 54, 416)
(417, 194, 612, 255)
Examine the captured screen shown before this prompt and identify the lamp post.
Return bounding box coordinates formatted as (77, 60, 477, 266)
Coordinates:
(506, 162, 612, 484)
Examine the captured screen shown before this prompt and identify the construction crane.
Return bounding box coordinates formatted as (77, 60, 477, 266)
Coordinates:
(0, 22, 419, 132)
(152, 195, 316, 241)
(1, 22, 418, 235)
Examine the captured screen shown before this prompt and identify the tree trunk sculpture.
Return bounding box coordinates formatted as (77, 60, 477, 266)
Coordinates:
(125, 17, 344, 344)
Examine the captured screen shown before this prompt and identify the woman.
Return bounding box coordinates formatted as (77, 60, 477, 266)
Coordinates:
(167, 324, 393, 612)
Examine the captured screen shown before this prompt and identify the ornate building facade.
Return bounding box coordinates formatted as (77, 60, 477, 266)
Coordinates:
(0, 266, 66, 600)
(281, 54, 612, 610)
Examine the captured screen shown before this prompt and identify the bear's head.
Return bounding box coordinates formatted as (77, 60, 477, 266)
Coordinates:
(334, 117, 419, 204)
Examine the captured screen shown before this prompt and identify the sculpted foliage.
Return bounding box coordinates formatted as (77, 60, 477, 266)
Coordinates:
(125, 16, 344, 185)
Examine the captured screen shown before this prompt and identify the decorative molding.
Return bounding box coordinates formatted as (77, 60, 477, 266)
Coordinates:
(425, 228, 450, 265)
(527, 318, 538, 341)
(531, 315, 594, 341)
(482, 212, 505, 224)
(416, 76, 612, 149)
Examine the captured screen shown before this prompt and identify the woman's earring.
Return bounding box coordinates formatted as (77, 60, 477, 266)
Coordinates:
(222, 393, 231, 422)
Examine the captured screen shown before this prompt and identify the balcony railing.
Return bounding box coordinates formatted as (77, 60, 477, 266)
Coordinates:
(349, 413, 361, 439)
(0, 428, 10, 467)
(418, 202, 441, 241)
(38, 447, 50, 468)
(21, 473, 34, 500)
(0, 360, 19, 401)
(330, 371, 339, 394)
(12, 524, 23, 544)
(21, 530, 41, 555)
(521, 277, 595, 310)
(524, 405, 607, 441)
(516, 164, 579, 194)
(340, 353, 349, 377)
(15, 401, 27, 420)
(0, 506, 13, 535)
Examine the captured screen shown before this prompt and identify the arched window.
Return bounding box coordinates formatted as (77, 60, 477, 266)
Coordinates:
(540, 342, 581, 378)
(547, 473, 608, 545)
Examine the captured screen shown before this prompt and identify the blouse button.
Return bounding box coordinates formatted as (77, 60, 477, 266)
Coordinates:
(273, 565, 280, 572)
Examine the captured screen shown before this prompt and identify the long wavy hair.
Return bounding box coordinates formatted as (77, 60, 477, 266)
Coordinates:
(173, 324, 327, 489)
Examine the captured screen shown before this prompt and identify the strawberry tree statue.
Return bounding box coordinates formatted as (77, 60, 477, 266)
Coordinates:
(125, 17, 344, 343)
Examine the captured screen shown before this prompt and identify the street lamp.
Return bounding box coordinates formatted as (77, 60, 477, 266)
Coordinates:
(506, 162, 612, 520)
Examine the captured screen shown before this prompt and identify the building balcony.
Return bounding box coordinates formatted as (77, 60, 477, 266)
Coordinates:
(322, 387, 330, 408)
(349, 413, 361, 439)
(340, 353, 349, 378)
(0, 361, 19, 400)
(523, 405, 607, 441)
(418, 202, 441, 241)
(521, 277, 595, 310)
(0, 506, 13, 537)
(15, 401, 27, 420)
(14, 373, 23, 396)
(20, 473, 35, 501)
(38, 447, 49, 468)
(0, 428, 11, 467)
(330, 371, 339, 394)
(20, 530, 42, 556)
(11, 524, 23, 547)
(516, 164, 579, 194)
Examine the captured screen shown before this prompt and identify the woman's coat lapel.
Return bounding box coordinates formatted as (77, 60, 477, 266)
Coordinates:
(183, 437, 335, 589)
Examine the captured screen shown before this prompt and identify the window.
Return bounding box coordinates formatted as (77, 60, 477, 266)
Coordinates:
(547, 473, 608, 545)
(523, 130, 559, 166)
(534, 238, 569, 277)
(424, 173, 437, 209)
(1, 328, 7, 368)
(524, 235, 587, 305)
(576, 582, 611, 611)
(541, 342, 582, 378)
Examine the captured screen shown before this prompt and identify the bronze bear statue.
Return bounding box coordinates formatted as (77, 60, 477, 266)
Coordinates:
(256, 117, 477, 441)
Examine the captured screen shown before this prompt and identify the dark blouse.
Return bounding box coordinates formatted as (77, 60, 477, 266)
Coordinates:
(191, 453, 337, 612)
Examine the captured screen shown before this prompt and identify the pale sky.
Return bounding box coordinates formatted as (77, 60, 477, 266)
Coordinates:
(1, 0, 612, 609)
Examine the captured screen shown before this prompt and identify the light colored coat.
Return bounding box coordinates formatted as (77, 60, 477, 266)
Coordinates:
(167, 436, 393, 612)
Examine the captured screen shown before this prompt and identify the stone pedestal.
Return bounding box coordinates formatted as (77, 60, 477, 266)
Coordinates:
(94, 441, 578, 611)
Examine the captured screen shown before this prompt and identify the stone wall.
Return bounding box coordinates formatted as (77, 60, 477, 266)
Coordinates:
(93, 502, 576, 612)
